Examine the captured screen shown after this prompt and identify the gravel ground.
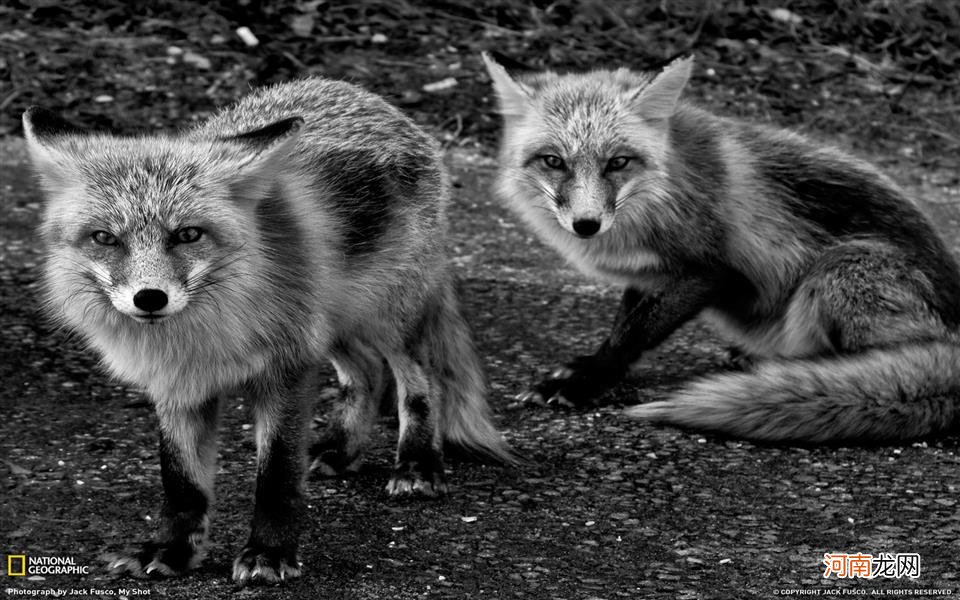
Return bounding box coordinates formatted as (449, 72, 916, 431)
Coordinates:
(1, 138, 959, 599)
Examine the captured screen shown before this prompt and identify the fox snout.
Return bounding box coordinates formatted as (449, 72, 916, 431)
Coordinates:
(555, 205, 615, 239)
(558, 208, 614, 239)
(554, 173, 616, 239)
(133, 288, 169, 313)
(94, 240, 202, 324)
(571, 218, 602, 237)
(109, 282, 188, 323)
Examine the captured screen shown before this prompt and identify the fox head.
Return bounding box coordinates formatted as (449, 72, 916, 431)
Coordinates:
(483, 52, 692, 239)
(22, 107, 302, 330)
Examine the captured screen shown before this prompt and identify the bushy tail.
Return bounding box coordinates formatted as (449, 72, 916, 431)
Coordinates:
(421, 286, 520, 465)
(626, 342, 960, 443)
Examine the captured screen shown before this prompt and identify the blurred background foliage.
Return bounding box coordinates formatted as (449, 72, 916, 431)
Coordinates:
(1, 0, 958, 168)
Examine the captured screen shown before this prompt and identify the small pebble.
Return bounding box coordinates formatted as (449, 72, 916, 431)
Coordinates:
(236, 26, 259, 47)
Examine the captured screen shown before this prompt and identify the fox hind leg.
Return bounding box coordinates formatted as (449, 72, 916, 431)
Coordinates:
(633, 241, 956, 442)
(105, 397, 219, 578)
(384, 352, 446, 497)
(724, 345, 757, 371)
(310, 340, 385, 476)
(782, 241, 949, 356)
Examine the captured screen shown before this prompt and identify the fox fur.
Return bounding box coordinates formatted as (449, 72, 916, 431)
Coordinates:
(483, 52, 960, 443)
(24, 77, 513, 584)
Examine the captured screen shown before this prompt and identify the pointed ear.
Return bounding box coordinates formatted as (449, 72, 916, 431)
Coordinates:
(220, 116, 304, 199)
(22, 107, 85, 191)
(223, 116, 303, 171)
(487, 51, 537, 74)
(482, 51, 533, 118)
(223, 116, 303, 150)
(23, 106, 85, 141)
(631, 55, 693, 122)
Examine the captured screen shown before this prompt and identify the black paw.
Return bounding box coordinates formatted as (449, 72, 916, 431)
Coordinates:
(386, 459, 447, 498)
(104, 539, 205, 578)
(725, 346, 757, 371)
(232, 544, 302, 585)
(308, 431, 362, 477)
(514, 355, 621, 408)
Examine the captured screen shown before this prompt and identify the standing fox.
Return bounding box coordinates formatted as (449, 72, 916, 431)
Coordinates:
(23, 77, 513, 584)
(483, 52, 960, 443)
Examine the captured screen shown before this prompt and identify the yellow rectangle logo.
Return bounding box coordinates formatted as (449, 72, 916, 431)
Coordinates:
(7, 555, 26, 576)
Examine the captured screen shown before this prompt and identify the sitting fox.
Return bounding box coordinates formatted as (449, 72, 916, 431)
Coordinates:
(483, 52, 960, 443)
(23, 78, 513, 584)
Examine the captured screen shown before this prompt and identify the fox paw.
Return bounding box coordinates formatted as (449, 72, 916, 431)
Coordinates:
(308, 432, 363, 477)
(104, 540, 203, 578)
(516, 355, 621, 408)
(232, 545, 302, 585)
(386, 460, 447, 498)
(309, 450, 363, 477)
(725, 346, 757, 371)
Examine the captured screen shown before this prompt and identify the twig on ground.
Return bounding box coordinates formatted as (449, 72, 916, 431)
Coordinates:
(282, 51, 308, 71)
(0, 89, 21, 111)
(917, 105, 960, 115)
(374, 58, 424, 68)
(424, 10, 524, 36)
(441, 113, 463, 149)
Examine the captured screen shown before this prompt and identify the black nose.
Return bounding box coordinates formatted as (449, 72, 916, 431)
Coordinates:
(133, 289, 168, 312)
(572, 219, 601, 237)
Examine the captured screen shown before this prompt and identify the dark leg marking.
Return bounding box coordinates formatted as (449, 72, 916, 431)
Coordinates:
(388, 394, 446, 497)
(233, 370, 315, 585)
(105, 397, 219, 578)
(386, 356, 446, 497)
(309, 387, 358, 476)
(725, 345, 757, 371)
(524, 278, 717, 407)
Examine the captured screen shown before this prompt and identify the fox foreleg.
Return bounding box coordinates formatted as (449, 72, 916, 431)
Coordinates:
(522, 277, 717, 407)
(105, 397, 220, 577)
(233, 367, 316, 585)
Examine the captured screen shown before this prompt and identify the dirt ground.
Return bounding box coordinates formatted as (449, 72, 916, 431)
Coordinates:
(2, 2, 960, 599)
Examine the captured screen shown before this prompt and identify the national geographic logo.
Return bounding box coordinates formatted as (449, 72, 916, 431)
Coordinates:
(6, 556, 24, 577)
(5, 555, 90, 576)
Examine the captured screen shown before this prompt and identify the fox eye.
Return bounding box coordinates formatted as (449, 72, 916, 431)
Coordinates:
(605, 156, 632, 172)
(541, 154, 565, 170)
(92, 230, 118, 246)
(174, 227, 204, 244)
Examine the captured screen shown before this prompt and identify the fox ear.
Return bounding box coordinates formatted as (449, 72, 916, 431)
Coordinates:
(223, 116, 303, 171)
(482, 51, 533, 118)
(22, 107, 84, 190)
(223, 116, 304, 151)
(23, 106, 85, 141)
(221, 116, 304, 198)
(631, 55, 693, 122)
(486, 51, 537, 74)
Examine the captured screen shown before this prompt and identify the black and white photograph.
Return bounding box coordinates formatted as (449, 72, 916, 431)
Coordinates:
(1, 1, 959, 598)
